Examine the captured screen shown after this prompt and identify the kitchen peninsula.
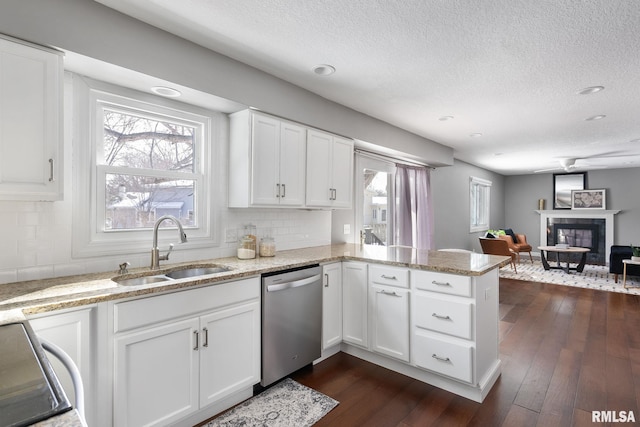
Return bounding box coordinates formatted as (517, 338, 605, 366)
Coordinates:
(0, 244, 509, 427)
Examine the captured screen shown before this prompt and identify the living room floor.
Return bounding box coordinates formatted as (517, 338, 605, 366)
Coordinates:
(292, 278, 640, 426)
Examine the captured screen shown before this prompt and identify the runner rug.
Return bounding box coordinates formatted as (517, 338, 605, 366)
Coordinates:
(499, 260, 640, 295)
(205, 378, 338, 427)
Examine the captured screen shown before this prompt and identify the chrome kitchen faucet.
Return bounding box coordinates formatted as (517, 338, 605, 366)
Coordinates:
(151, 215, 187, 269)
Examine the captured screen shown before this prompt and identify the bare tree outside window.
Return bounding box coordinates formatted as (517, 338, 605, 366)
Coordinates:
(100, 108, 198, 230)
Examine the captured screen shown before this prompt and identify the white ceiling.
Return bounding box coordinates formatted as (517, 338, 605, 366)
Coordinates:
(94, 0, 640, 175)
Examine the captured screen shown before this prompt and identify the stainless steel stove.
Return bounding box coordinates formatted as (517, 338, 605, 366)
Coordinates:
(0, 321, 72, 427)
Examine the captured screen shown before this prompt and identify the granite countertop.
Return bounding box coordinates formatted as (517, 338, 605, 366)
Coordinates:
(0, 243, 509, 316)
(0, 243, 508, 427)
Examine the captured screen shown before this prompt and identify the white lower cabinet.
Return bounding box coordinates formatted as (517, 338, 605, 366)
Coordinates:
(368, 264, 410, 362)
(339, 262, 500, 403)
(322, 262, 342, 349)
(29, 306, 99, 426)
(341, 261, 368, 348)
(370, 283, 410, 361)
(112, 277, 261, 427)
(412, 329, 473, 383)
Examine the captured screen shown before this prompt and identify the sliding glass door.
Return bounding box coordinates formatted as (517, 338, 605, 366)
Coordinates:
(355, 155, 395, 246)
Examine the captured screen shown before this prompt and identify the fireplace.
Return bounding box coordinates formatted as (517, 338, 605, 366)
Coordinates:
(537, 209, 619, 265)
(547, 219, 605, 264)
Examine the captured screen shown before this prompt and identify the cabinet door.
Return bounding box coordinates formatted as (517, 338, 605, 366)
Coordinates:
(114, 318, 200, 427)
(278, 122, 306, 206)
(322, 262, 343, 349)
(199, 300, 261, 407)
(0, 37, 62, 200)
(29, 307, 95, 426)
(305, 129, 333, 207)
(330, 136, 354, 208)
(342, 262, 368, 348)
(250, 113, 281, 205)
(370, 284, 410, 361)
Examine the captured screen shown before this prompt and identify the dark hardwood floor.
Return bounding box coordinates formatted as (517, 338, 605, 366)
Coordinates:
(290, 278, 640, 426)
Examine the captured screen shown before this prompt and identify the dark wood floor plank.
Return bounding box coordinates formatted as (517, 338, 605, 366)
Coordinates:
(501, 404, 539, 427)
(536, 348, 583, 427)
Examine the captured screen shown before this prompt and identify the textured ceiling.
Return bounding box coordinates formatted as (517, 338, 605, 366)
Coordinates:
(95, 0, 640, 175)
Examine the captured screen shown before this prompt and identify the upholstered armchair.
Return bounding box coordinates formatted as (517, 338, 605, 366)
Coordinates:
(479, 237, 517, 273)
(497, 229, 533, 263)
(610, 245, 640, 283)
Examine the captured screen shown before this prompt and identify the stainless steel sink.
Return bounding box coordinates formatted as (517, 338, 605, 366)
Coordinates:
(114, 264, 232, 286)
(115, 275, 173, 286)
(165, 266, 231, 279)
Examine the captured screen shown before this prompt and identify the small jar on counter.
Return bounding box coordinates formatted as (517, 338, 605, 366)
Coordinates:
(237, 236, 256, 259)
(259, 237, 276, 257)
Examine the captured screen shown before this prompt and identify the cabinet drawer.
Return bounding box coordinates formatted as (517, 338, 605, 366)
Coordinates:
(413, 330, 473, 383)
(414, 294, 473, 339)
(412, 270, 471, 297)
(114, 277, 260, 333)
(369, 265, 409, 288)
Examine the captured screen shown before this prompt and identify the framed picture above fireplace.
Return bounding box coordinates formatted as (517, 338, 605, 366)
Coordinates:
(553, 172, 586, 209)
(571, 189, 606, 210)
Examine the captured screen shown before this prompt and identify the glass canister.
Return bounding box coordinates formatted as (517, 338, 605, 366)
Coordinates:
(259, 236, 276, 257)
(237, 236, 256, 259)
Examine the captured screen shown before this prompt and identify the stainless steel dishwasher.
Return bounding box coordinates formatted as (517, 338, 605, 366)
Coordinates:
(261, 264, 322, 386)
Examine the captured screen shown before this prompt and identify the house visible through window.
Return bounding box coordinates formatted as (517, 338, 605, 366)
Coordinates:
(470, 176, 491, 232)
(99, 107, 198, 231)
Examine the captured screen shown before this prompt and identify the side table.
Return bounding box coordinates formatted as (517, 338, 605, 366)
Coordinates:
(623, 259, 640, 288)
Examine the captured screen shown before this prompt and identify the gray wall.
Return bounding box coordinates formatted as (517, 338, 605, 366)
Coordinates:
(431, 160, 505, 252)
(505, 168, 640, 248)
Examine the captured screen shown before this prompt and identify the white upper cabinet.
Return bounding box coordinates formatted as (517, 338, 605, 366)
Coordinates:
(229, 110, 306, 207)
(0, 35, 63, 201)
(305, 129, 353, 209)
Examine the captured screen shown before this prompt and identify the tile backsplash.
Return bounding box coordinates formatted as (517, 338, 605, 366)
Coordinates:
(0, 199, 331, 285)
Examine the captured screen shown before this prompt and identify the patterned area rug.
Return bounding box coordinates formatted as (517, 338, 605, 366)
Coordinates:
(499, 260, 640, 295)
(206, 378, 338, 427)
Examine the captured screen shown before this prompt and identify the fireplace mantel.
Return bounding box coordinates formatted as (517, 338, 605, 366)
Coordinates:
(535, 210, 620, 262)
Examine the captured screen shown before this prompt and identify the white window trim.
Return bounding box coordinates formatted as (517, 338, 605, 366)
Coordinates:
(71, 75, 221, 258)
(469, 176, 492, 233)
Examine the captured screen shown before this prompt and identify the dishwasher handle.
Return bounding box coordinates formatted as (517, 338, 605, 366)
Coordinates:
(266, 274, 322, 292)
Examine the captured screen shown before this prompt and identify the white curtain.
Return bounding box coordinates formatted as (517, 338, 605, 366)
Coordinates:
(392, 164, 434, 250)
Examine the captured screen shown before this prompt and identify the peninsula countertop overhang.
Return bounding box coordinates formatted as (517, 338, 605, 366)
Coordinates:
(0, 244, 510, 315)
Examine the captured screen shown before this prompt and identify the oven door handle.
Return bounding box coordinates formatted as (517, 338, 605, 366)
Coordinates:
(266, 274, 322, 292)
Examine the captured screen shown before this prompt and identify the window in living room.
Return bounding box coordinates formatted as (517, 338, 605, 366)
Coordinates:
(470, 176, 491, 232)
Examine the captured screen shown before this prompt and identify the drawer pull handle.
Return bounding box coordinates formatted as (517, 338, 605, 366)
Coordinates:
(432, 354, 451, 363)
(193, 330, 199, 351)
(202, 327, 209, 348)
(432, 280, 452, 287)
(432, 313, 452, 320)
(378, 290, 401, 297)
(324, 273, 329, 287)
(381, 275, 397, 280)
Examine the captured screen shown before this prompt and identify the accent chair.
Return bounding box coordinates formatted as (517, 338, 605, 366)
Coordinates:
(479, 237, 517, 273)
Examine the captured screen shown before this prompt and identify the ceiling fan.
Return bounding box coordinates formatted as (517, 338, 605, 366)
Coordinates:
(533, 152, 626, 173)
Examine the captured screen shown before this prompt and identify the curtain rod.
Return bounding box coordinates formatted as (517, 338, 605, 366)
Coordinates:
(354, 148, 434, 169)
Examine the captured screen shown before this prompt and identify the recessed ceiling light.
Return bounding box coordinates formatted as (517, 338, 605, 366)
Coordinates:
(439, 116, 454, 121)
(151, 86, 181, 97)
(470, 133, 483, 137)
(313, 64, 336, 76)
(585, 115, 606, 121)
(577, 86, 605, 95)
